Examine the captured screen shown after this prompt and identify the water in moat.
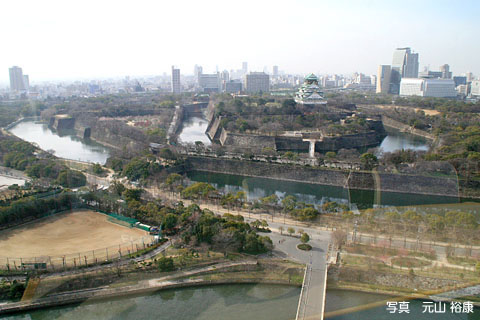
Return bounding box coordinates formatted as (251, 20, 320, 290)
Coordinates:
(177, 116, 211, 145)
(186, 170, 458, 210)
(8, 120, 110, 164)
(3, 287, 478, 319)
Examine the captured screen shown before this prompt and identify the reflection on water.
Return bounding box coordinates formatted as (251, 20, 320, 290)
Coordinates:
(378, 129, 429, 154)
(0, 284, 300, 320)
(187, 171, 459, 210)
(178, 116, 211, 145)
(9, 120, 110, 164)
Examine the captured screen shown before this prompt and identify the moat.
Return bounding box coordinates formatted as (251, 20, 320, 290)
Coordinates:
(2, 286, 478, 319)
(8, 120, 110, 164)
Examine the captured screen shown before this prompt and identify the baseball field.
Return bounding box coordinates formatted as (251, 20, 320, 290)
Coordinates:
(0, 209, 149, 259)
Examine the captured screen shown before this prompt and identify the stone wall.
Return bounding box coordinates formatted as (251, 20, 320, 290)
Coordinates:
(51, 117, 75, 130)
(185, 157, 459, 197)
(382, 116, 436, 141)
(221, 132, 276, 152)
(329, 266, 459, 291)
(206, 116, 222, 141)
(315, 131, 382, 152)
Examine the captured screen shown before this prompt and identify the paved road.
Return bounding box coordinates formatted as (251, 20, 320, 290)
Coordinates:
(266, 226, 330, 320)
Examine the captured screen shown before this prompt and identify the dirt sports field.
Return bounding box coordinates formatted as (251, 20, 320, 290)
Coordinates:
(0, 209, 149, 258)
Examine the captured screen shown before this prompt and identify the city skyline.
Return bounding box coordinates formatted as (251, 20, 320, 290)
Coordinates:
(1, 0, 479, 85)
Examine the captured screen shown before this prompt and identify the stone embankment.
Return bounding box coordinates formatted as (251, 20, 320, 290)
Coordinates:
(185, 156, 459, 198)
(381, 116, 436, 141)
(0, 260, 298, 315)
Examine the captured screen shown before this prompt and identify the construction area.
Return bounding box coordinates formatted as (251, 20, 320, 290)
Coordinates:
(0, 209, 155, 271)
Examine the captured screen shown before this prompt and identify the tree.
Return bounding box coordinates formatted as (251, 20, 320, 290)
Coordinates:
(332, 230, 347, 248)
(300, 233, 310, 244)
(158, 256, 175, 272)
(123, 188, 144, 202)
(165, 173, 182, 191)
(56, 169, 86, 188)
(163, 213, 178, 230)
(287, 227, 295, 236)
(282, 195, 297, 213)
(360, 153, 378, 170)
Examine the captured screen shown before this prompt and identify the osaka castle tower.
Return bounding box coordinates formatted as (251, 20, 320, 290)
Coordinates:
(294, 73, 327, 105)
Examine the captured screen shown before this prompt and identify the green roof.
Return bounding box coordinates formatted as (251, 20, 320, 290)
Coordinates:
(305, 73, 318, 81)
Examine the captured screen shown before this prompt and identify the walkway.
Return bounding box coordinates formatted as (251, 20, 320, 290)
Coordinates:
(268, 232, 330, 320)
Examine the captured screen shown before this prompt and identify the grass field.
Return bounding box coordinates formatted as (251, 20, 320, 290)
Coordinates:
(0, 209, 149, 259)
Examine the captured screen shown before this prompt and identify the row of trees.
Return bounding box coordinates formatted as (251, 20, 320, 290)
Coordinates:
(0, 193, 80, 227)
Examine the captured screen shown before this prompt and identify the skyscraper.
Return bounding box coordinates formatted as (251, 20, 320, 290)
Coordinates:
(194, 65, 203, 83)
(376, 65, 391, 94)
(171, 66, 181, 94)
(9, 66, 26, 92)
(242, 62, 248, 75)
(272, 66, 279, 76)
(390, 47, 419, 93)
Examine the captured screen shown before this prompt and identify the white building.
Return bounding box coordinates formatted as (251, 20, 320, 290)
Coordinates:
(199, 73, 221, 93)
(471, 80, 480, 96)
(400, 78, 457, 98)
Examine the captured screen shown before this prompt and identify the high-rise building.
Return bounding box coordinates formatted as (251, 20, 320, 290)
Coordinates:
(390, 47, 419, 94)
(273, 66, 279, 77)
(23, 75, 29, 91)
(440, 64, 452, 79)
(242, 62, 248, 75)
(194, 65, 203, 82)
(245, 72, 269, 93)
(376, 65, 391, 94)
(9, 66, 26, 92)
(400, 78, 456, 98)
(465, 72, 474, 83)
(171, 66, 181, 94)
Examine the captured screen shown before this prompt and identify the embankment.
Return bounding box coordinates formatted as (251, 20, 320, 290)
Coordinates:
(185, 156, 459, 198)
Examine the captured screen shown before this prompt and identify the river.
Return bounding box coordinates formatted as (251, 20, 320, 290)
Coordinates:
(2, 286, 478, 319)
(8, 120, 110, 165)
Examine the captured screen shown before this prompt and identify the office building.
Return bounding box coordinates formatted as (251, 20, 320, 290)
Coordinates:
(225, 80, 242, 93)
(245, 72, 270, 93)
(273, 65, 279, 77)
(419, 69, 443, 78)
(242, 62, 248, 75)
(390, 47, 419, 93)
(23, 75, 29, 91)
(440, 64, 452, 79)
(9, 66, 26, 92)
(376, 65, 391, 94)
(471, 81, 480, 96)
(199, 73, 221, 93)
(400, 78, 456, 98)
(171, 66, 181, 94)
(194, 65, 203, 82)
(453, 76, 467, 87)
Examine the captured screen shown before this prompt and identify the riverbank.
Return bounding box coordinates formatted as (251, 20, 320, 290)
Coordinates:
(0, 259, 303, 315)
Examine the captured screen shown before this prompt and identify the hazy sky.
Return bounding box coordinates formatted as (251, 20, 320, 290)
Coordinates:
(1, 0, 479, 84)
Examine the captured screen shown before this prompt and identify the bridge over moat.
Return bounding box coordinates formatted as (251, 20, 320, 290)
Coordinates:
(265, 224, 333, 320)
